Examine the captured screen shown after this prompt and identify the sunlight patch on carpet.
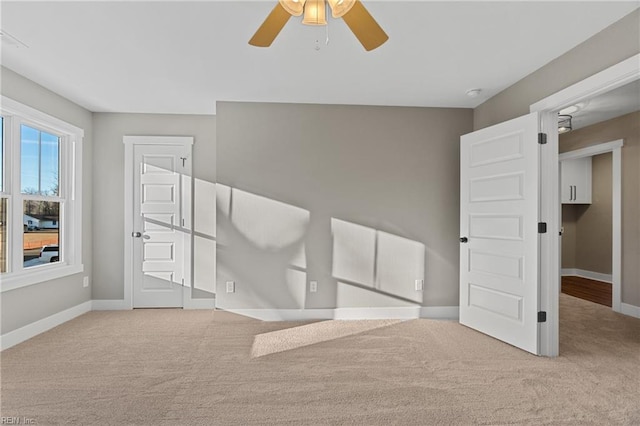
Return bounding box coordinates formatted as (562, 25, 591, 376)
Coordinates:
(251, 319, 403, 358)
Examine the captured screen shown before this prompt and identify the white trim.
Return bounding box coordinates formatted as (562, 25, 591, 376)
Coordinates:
(91, 296, 215, 310)
(530, 54, 640, 113)
(123, 140, 134, 309)
(1, 264, 84, 292)
(0, 301, 92, 351)
(558, 139, 623, 161)
(0, 302, 457, 349)
(530, 55, 637, 358)
(123, 136, 194, 309)
(1, 96, 84, 137)
(620, 303, 640, 319)
(561, 268, 612, 284)
(91, 299, 131, 310)
(220, 307, 459, 322)
(123, 136, 193, 146)
(223, 309, 334, 321)
(1, 97, 84, 293)
(611, 148, 622, 313)
(420, 306, 459, 320)
(183, 297, 216, 310)
(334, 307, 422, 320)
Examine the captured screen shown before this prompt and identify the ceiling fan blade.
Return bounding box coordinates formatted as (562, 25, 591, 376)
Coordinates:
(341, 0, 388, 51)
(249, 3, 292, 47)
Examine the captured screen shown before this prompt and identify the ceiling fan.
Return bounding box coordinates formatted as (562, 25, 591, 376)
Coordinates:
(249, 0, 388, 51)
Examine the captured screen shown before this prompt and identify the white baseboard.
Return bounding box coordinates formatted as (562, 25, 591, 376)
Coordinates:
(420, 306, 459, 320)
(1, 301, 92, 351)
(222, 306, 459, 322)
(620, 303, 640, 319)
(1, 301, 459, 350)
(561, 268, 612, 283)
(223, 309, 334, 321)
(92, 299, 130, 310)
(184, 298, 216, 310)
(334, 307, 422, 320)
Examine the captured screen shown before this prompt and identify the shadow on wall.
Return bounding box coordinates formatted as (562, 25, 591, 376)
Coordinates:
(332, 218, 425, 307)
(137, 157, 217, 297)
(216, 184, 426, 310)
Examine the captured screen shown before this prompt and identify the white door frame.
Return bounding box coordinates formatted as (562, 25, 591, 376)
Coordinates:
(123, 135, 194, 309)
(531, 53, 639, 357)
(559, 140, 623, 313)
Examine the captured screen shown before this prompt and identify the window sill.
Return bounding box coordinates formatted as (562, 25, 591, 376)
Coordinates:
(1, 263, 84, 293)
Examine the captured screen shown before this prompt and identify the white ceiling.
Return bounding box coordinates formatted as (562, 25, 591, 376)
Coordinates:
(1, 1, 638, 115)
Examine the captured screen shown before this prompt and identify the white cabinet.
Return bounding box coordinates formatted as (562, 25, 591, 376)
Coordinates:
(561, 157, 592, 204)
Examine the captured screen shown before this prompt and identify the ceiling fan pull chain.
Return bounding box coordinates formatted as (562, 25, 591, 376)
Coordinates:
(326, 19, 330, 45)
(325, 1, 330, 45)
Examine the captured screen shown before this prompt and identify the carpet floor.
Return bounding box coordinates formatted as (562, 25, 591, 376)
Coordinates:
(1, 294, 638, 425)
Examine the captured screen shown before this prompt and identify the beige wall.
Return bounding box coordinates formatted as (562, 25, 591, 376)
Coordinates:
(562, 153, 613, 275)
(474, 9, 639, 130)
(560, 112, 639, 306)
(1, 66, 93, 334)
(217, 102, 473, 310)
(91, 113, 216, 301)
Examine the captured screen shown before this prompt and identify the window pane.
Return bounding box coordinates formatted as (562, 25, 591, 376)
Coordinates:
(23, 200, 60, 268)
(0, 198, 6, 273)
(41, 132, 60, 195)
(21, 125, 60, 196)
(1, 116, 4, 192)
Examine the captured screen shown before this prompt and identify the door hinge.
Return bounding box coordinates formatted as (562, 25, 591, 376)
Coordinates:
(538, 133, 547, 145)
(538, 222, 547, 234)
(538, 311, 547, 323)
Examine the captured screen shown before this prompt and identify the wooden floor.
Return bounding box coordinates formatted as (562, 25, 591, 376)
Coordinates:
(561, 275, 612, 307)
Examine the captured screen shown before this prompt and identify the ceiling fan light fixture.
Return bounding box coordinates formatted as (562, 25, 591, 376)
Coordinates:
(302, 0, 327, 25)
(327, 0, 356, 18)
(558, 114, 573, 134)
(279, 0, 306, 16)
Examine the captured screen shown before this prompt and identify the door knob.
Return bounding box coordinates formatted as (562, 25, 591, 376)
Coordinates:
(132, 232, 142, 238)
(460, 237, 468, 243)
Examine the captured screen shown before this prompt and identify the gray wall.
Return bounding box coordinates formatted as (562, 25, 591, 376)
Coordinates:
(92, 113, 216, 301)
(473, 9, 639, 308)
(560, 112, 640, 306)
(216, 102, 473, 310)
(1, 66, 93, 334)
(562, 153, 613, 275)
(474, 9, 640, 130)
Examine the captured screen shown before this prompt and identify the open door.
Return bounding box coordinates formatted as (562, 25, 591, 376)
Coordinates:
(459, 112, 540, 355)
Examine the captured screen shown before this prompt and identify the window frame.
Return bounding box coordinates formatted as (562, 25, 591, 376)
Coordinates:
(1, 96, 83, 292)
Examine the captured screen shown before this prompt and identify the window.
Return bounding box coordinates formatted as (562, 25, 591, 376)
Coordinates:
(1, 97, 83, 291)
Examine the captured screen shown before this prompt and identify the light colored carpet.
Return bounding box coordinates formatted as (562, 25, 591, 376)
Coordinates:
(251, 319, 403, 358)
(1, 294, 638, 425)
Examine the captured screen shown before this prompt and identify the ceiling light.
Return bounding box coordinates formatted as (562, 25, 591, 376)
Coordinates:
(466, 89, 482, 98)
(302, 0, 327, 25)
(558, 114, 572, 134)
(559, 101, 589, 116)
(327, 0, 355, 18)
(559, 105, 579, 115)
(279, 0, 306, 16)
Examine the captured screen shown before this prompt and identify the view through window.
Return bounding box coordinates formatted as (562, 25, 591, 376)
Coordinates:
(21, 124, 61, 268)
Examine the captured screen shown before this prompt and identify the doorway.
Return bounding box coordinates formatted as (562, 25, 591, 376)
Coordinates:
(531, 53, 640, 356)
(559, 140, 624, 310)
(123, 136, 194, 308)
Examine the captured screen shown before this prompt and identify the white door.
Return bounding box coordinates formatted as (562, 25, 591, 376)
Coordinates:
(459, 112, 540, 354)
(131, 142, 192, 308)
